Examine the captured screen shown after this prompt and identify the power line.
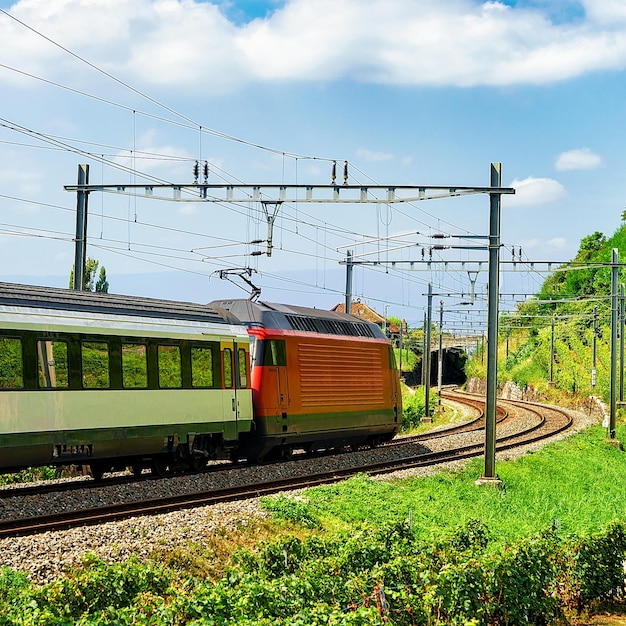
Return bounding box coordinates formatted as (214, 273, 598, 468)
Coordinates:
(0, 11, 339, 164)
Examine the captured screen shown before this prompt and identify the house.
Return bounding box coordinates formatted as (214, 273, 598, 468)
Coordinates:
(331, 300, 400, 334)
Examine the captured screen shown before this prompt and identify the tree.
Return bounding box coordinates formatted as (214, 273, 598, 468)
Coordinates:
(95, 266, 109, 293)
(69, 258, 109, 293)
(562, 231, 607, 296)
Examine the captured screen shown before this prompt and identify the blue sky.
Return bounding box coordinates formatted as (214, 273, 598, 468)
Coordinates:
(1, 0, 625, 328)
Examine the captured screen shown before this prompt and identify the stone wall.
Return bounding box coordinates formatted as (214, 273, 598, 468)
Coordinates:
(466, 377, 607, 419)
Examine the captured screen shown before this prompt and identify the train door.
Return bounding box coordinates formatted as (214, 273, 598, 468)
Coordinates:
(234, 342, 253, 434)
(389, 346, 401, 423)
(221, 340, 252, 439)
(220, 342, 238, 440)
(264, 339, 289, 434)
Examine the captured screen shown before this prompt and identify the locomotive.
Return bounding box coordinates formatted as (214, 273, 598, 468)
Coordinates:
(0, 282, 401, 479)
(211, 299, 402, 462)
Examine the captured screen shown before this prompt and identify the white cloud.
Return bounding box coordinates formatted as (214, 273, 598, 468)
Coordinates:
(356, 148, 394, 162)
(2, 0, 626, 92)
(0, 149, 44, 197)
(555, 148, 602, 171)
(177, 202, 198, 216)
(504, 176, 566, 207)
(547, 237, 567, 249)
(516, 237, 570, 263)
(582, 0, 626, 25)
(519, 238, 541, 250)
(112, 142, 192, 177)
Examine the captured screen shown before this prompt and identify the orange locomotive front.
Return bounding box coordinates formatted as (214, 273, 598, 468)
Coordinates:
(211, 299, 401, 462)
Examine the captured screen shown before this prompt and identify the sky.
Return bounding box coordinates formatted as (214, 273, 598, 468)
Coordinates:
(1, 0, 626, 330)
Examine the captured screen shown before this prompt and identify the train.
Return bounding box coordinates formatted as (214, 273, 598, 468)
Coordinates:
(0, 282, 402, 479)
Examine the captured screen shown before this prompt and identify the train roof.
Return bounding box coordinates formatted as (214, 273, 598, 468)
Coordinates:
(209, 299, 385, 339)
(0, 282, 240, 326)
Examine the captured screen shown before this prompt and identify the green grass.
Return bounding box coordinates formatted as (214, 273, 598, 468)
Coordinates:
(285, 424, 626, 546)
(4, 424, 626, 624)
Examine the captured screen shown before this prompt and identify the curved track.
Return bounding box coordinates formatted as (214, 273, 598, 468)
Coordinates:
(0, 393, 575, 538)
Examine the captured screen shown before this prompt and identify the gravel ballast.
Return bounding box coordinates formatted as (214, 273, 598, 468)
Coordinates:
(0, 404, 599, 585)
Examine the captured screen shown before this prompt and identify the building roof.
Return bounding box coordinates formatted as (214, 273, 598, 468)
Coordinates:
(331, 300, 400, 332)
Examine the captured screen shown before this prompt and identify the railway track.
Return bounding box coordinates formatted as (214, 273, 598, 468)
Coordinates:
(0, 399, 494, 501)
(0, 393, 490, 500)
(0, 394, 575, 538)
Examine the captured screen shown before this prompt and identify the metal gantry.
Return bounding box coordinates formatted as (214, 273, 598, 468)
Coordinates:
(66, 162, 516, 485)
(64, 181, 513, 205)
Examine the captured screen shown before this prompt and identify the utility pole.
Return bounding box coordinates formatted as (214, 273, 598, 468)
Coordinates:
(398, 318, 403, 378)
(592, 307, 597, 389)
(437, 300, 444, 401)
(608, 248, 621, 446)
(619, 283, 624, 404)
(344, 250, 353, 314)
(73, 164, 89, 290)
(549, 316, 555, 384)
(421, 311, 427, 387)
(423, 283, 433, 422)
(476, 162, 504, 488)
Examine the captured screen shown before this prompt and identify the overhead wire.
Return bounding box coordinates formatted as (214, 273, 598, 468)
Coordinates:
(0, 6, 529, 320)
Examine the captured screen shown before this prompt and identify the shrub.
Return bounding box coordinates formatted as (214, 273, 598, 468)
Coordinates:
(261, 494, 321, 529)
(560, 521, 626, 612)
(401, 388, 435, 430)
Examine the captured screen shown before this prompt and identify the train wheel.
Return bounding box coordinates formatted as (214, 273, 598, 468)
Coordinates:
(280, 446, 293, 460)
(131, 463, 143, 477)
(151, 456, 168, 477)
(89, 463, 105, 482)
(189, 454, 206, 473)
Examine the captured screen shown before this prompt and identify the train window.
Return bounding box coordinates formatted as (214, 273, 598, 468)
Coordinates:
(37, 340, 69, 389)
(0, 337, 23, 389)
(264, 340, 286, 366)
(223, 348, 233, 388)
(191, 346, 213, 388)
(248, 336, 257, 368)
(238, 347, 247, 388)
(158, 345, 182, 388)
(122, 343, 148, 388)
(81, 341, 110, 389)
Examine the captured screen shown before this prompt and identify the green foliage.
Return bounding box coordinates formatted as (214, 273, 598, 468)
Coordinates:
(401, 387, 436, 430)
(467, 221, 626, 399)
(0, 466, 58, 485)
(561, 231, 607, 296)
(0, 337, 23, 389)
(393, 347, 417, 372)
(122, 343, 148, 388)
(4, 429, 626, 623)
(95, 265, 109, 293)
(4, 519, 625, 624)
(157, 345, 182, 388)
(0, 557, 174, 625)
(387, 315, 402, 328)
(261, 494, 321, 529)
(81, 342, 110, 388)
(69, 257, 109, 292)
(191, 346, 214, 387)
(562, 521, 626, 612)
